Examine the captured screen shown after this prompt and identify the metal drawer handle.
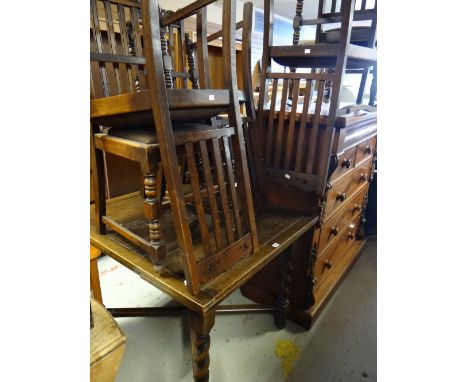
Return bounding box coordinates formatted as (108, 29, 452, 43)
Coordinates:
(324, 260, 333, 269)
(364, 145, 373, 154)
(336, 192, 347, 202)
(359, 173, 369, 182)
(342, 158, 352, 168)
(331, 226, 340, 236)
(353, 203, 362, 212)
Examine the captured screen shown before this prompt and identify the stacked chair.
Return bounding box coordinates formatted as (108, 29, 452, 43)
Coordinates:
(241, 0, 378, 329)
(291, 0, 377, 105)
(90, 0, 319, 380)
(91, 0, 258, 293)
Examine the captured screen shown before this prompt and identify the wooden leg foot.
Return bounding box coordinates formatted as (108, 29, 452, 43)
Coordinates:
(189, 311, 215, 382)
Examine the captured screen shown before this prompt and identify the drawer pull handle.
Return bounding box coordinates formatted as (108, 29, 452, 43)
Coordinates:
(336, 192, 347, 202)
(324, 260, 333, 269)
(342, 158, 352, 168)
(348, 232, 355, 240)
(359, 173, 368, 182)
(331, 226, 340, 236)
(353, 203, 362, 212)
(364, 145, 373, 154)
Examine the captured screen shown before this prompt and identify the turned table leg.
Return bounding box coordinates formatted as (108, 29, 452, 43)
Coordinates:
(274, 247, 293, 329)
(188, 310, 215, 382)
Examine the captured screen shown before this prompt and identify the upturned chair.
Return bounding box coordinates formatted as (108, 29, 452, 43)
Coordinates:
(90, 0, 258, 296)
(248, 0, 377, 214)
(291, 0, 377, 105)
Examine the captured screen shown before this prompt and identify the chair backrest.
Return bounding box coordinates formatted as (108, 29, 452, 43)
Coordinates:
(202, 3, 262, 203)
(254, 0, 360, 208)
(90, 0, 146, 99)
(142, 0, 258, 295)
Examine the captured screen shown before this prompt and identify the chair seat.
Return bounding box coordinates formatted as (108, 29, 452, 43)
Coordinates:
(107, 123, 216, 144)
(322, 26, 374, 46)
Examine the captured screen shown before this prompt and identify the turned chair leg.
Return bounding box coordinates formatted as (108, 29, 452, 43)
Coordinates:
(188, 310, 215, 382)
(274, 247, 293, 329)
(141, 157, 166, 272)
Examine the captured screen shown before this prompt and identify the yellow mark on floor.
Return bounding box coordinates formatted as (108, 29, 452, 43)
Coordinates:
(275, 339, 300, 378)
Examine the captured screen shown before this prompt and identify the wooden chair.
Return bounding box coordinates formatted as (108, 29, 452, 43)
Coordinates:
(291, 0, 377, 105)
(91, 0, 258, 296)
(251, 0, 377, 213)
(202, 2, 263, 203)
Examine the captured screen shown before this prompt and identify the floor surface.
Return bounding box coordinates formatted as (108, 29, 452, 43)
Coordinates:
(97, 237, 376, 382)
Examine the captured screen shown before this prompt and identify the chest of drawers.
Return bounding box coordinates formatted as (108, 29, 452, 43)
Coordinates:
(241, 115, 377, 329)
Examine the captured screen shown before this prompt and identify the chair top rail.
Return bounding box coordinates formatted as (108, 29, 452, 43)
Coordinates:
(206, 20, 244, 43)
(161, 0, 218, 27)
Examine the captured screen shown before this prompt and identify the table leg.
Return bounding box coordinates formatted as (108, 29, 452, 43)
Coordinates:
(188, 310, 215, 382)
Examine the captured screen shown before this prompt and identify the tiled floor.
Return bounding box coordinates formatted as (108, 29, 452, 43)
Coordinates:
(97, 237, 376, 382)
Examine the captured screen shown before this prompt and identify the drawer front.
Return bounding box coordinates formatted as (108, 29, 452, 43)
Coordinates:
(355, 135, 376, 166)
(317, 185, 368, 253)
(314, 215, 360, 289)
(323, 159, 372, 221)
(329, 145, 356, 184)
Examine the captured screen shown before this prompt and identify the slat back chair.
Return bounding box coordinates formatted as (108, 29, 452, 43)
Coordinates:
(91, 0, 258, 296)
(292, 0, 377, 105)
(201, 2, 262, 202)
(253, 0, 359, 211)
(142, 0, 258, 295)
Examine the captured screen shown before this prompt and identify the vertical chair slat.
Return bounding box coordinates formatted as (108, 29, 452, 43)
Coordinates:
(91, 0, 110, 97)
(222, 136, 243, 237)
(294, 79, 313, 172)
(196, 7, 210, 89)
(180, 21, 188, 89)
(212, 138, 235, 244)
(104, 1, 122, 94)
(264, 78, 278, 165)
(117, 3, 136, 92)
(131, 6, 146, 89)
(185, 142, 212, 255)
(199, 140, 223, 250)
(331, 0, 337, 13)
(305, 79, 325, 174)
(284, 79, 300, 169)
(273, 78, 290, 168)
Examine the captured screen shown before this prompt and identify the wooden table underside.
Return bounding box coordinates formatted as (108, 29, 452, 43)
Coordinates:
(91, 192, 317, 315)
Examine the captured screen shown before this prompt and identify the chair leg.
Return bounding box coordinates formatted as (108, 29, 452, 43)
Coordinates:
(90, 246, 103, 304)
(90, 125, 106, 235)
(356, 67, 369, 104)
(188, 310, 215, 382)
(369, 64, 377, 107)
(274, 247, 293, 329)
(141, 157, 165, 272)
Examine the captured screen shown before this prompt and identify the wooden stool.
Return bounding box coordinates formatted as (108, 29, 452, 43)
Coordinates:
(90, 246, 103, 304)
(91, 298, 126, 382)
